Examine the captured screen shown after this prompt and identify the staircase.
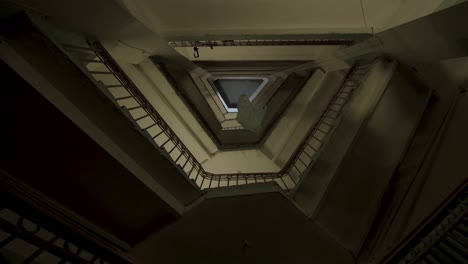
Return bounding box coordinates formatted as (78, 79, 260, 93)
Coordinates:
(379, 181, 468, 264)
(0, 170, 134, 264)
(61, 40, 374, 192)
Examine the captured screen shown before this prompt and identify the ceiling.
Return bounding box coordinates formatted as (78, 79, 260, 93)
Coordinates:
(213, 78, 265, 109)
(118, 0, 450, 38)
(122, 0, 369, 37)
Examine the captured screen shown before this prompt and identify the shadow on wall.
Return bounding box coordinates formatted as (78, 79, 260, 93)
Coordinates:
(131, 192, 355, 264)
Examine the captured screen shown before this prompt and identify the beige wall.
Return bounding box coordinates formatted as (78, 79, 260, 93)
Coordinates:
(202, 149, 280, 174)
(175, 45, 344, 62)
(363, 0, 447, 32)
(377, 0, 447, 31)
(294, 59, 398, 218)
(315, 67, 431, 254)
(261, 70, 345, 168)
(400, 88, 468, 238)
(359, 58, 468, 261)
(120, 58, 217, 161)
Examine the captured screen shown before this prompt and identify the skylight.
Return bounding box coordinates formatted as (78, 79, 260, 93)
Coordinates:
(211, 77, 268, 112)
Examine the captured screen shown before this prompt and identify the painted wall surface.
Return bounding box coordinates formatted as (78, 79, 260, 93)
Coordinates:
(261, 70, 344, 167)
(0, 24, 202, 214)
(132, 192, 354, 264)
(401, 90, 468, 237)
(175, 45, 344, 62)
(120, 59, 217, 161)
(315, 67, 430, 254)
(364, 85, 468, 262)
(436, 0, 468, 11)
(120, 0, 450, 37)
(362, 0, 447, 32)
(1, 60, 178, 246)
(294, 59, 398, 217)
(122, 0, 370, 37)
(335, 2, 468, 83)
(378, 0, 447, 31)
(202, 149, 280, 174)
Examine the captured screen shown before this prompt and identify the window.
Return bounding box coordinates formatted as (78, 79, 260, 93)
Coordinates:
(211, 77, 268, 112)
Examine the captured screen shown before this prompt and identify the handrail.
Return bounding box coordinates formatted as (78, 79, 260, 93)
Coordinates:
(168, 39, 355, 47)
(62, 40, 374, 191)
(377, 179, 467, 263)
(0, 169, 134, 263)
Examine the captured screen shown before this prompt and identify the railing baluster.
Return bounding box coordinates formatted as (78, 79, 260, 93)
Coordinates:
(307, 143, 319, 152)
(23, 235, 60, 264)
(123, 105, 142, 111)
(327, 108, 341, 113)
(438, 242, 465, 263)
(447, 231, 468, 249)
(115, 95, 134, 101)
(134, 113, 150, 122)
(194, 167, 201, 182)
(89, 70, 114, 75)
(141, 123, 157, 131)
(182, 156, 190, 170)
(430, 247, 452, 263)
(293, 164, 302, 175)
(279, 176, 288, 191)
(298, 157, 308, 168)
(425, 254, 440, 264)
(317, 127, 328, 134)
(168, 140, 179, 154)
(105, 84, 124, 88)
(450, 230, 467, 245)
(152, 130, 165, 139)
(80, 58, 103, 63)
(174, 151, 184, 164)
(160, 136, 172, 149)
(288, 173, 297, 185)
(187, 163, 196, 178)
(301, 149, 313, 160)
(63, 44, 94, 51)
(0, 235, 16, 248)
(199, 171, 206, 188)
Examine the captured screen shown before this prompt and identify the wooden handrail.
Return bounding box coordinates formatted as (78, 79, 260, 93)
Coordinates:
(377, 178, 467, 264)
(0, 169, 135, 263)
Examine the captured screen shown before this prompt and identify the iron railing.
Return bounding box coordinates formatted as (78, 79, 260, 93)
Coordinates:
(379, 180, 468, 264)
(0, 170, 134, 264)
(168, 39, 355, 48)
(61, 40, 373, 191)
